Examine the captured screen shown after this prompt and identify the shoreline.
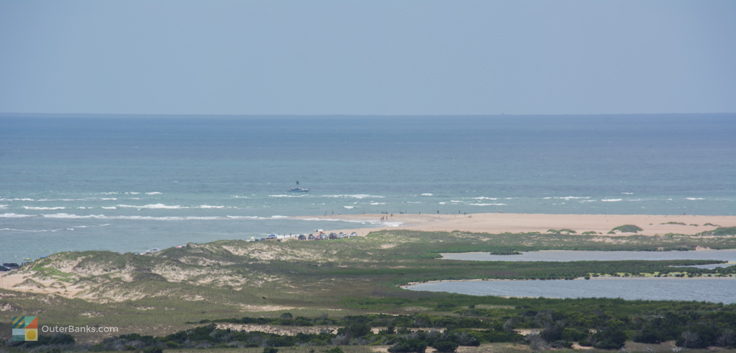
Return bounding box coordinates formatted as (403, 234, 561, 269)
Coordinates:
(302, 212, 736, 236)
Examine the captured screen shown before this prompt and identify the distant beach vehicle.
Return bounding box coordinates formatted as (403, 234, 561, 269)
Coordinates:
(289, 181, 309, 193)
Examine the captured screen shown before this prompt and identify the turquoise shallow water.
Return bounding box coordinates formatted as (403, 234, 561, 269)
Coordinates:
(1, 114, 735, 261)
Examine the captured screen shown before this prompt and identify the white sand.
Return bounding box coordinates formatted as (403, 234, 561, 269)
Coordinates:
(303, 213, 736, 236)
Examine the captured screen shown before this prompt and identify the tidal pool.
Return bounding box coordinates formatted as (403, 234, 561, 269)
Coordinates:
(404, 277, 736, 303)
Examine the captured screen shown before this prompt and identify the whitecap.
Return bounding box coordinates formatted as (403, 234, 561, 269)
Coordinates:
(323, 194, 384, 199)
(622, 192, 635, 195)
(269, 194, 305, 198)
(420, 193, 433, 197)
(117, 203, 184, 209)
(0, 197, 34, 201)
(23, 206, 65, 210)
(472, 197, 498, 200)
(41, 213, 231, 221)
(0, 204, 7, 209)
(369, 202, 386, 205)
(100, 197, 117, 201)
(101, 206, 117, 210)
(0, 227, 60, 233)
(0, 213, 34, 218)
(450, 200, 463, 203)
(544, 196, 590, 200)
(299, 217, 386, 225)
(468, 203, 507, 206)
(37, 198, 92, 202)
(438, 202, 447, 205)
(601, 198, 623, 202)
(343, 205, 355, 209)
(685, 197, 705, 201)
(199, 205, 225, 209)
(145, 192, 162, 195)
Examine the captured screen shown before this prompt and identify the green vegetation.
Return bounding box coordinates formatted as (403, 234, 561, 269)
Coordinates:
(3, 229, 736, 351)
(700, 227, 736, 236)
(489, 250, 521, 255)
(608, 225, 644, 234)
(546, 229, 576, 235)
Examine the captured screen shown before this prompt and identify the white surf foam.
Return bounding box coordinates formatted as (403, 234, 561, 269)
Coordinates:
(544, 196, 590, 200)
(468, 203, 507, 206)
(0, 213, 34, 218)
(472, 196, 498, 200)
(0, 227, 60, 233)
(420, 193, 433, 197)
(23, 206, 66, 210)
(145, 192, 162, 195)
(685, 197, 705, 201)
(117, 203, 185, 209)
(601, 198, 623, 202)
(323, 194, 385, 199)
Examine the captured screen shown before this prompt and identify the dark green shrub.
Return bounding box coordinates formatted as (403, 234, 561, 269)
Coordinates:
(432, 340, 459, 353)
(389, 338, 428, 353)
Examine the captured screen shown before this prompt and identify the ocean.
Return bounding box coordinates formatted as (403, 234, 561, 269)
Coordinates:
(1, 114, 735, 262)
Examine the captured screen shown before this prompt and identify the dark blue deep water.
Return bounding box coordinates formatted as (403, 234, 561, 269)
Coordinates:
(1, 114, 735, 261)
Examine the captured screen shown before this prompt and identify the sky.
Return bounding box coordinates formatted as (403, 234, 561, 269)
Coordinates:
(0, 0, 735, 116)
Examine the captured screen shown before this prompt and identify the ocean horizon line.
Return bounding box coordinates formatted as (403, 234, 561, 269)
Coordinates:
(1, 112, 736, 119)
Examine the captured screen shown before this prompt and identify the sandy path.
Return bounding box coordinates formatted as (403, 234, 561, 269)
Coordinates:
(301, 213, 736, 236)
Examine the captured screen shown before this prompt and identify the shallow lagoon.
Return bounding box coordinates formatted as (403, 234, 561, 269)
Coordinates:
(405, 277, 736, 303)
(441, 249, 736, 263)
(425, 250, 736, 303)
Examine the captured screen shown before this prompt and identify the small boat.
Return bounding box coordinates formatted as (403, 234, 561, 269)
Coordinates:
(289, 181, 309, 193)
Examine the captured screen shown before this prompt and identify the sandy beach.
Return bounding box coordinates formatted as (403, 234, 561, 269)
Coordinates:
(304, 213, 736, 236)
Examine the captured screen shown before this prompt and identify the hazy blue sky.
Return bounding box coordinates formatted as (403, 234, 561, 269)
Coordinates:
(1, 0, 734, 115)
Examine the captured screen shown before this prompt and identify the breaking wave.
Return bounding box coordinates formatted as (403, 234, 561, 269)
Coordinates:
(0, 213, 34, 218)
(23, 206, 66, 210)
(117, 203, 184, 209)
(323, 194, 385, 199)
